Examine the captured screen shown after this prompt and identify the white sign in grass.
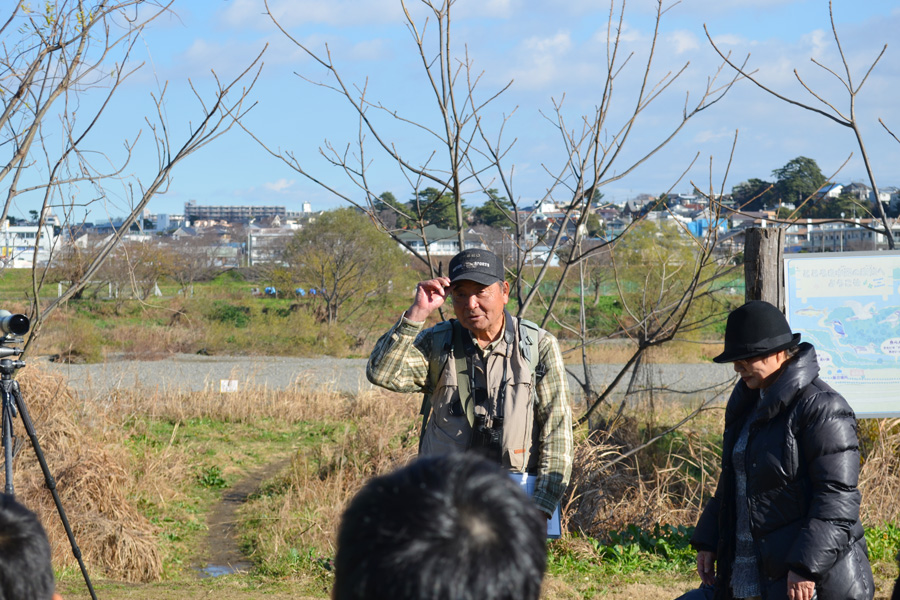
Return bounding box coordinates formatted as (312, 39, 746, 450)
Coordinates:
(219, 379, 239, 393)
(784, 251, 900, 418)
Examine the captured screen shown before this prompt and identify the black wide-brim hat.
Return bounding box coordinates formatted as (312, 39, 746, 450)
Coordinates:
(713, 300, 801, 363)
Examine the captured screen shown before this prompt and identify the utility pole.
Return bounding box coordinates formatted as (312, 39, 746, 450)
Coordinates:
(744, 227, 786, 310)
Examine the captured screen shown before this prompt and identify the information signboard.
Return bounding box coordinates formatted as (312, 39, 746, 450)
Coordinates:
(784, 251, 900, 418)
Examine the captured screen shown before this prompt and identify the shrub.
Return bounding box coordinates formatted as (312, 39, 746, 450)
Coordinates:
(207, 301, 251, 328)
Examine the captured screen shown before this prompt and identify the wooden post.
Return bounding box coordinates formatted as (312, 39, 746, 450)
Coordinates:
(744, 227, 785, 310)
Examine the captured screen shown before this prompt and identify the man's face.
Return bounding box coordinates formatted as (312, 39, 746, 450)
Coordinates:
(732, 350, 787, 390)
(449, 279, 510, 338)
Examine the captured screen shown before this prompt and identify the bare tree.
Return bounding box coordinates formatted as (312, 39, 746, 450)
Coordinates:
(256, 0, 743, 423)
(97, 239, 171, 312)
(48, 240, 97, 301)
(706, 0, 896, 249)
(162, 234, 227, 296)
(0, 1, 264, 354)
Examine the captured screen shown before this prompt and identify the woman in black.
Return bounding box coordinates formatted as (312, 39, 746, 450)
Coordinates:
(682, 301, 873, 600)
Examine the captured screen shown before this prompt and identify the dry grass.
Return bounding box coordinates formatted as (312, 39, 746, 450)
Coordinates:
(12, 367, 165, 582)
(104, 373, 352, 424)
(235, 382, 900, 575)
(241, 389, 419, 570)
(575, 339, 724, 365)
(859, 418, 900, 525)
(566, 402, 900, 538)
(565, 407, 723, 535)
(8, 365, 380, 583)
(10, 361, 898, 586)
(104, 323, 201, 359)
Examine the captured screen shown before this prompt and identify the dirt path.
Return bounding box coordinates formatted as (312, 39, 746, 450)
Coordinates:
(196, 455, 294, 577)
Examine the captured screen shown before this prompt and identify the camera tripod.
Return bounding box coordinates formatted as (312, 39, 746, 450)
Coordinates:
(1, 337, 97, 600)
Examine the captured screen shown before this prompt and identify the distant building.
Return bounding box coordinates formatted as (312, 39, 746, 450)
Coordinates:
(184, 201, 286, 224)
(806, 218, 898, 252)
(818, 183, 843, 199)
(0, 222, 60, 268)
(718, 217, 899, 254)
(395, 225, 485, 256)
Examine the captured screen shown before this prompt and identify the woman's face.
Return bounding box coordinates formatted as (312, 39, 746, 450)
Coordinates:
(732, 350, 789, 390)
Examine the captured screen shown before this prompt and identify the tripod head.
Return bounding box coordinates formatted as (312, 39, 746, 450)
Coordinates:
(0, 311, 27, 377)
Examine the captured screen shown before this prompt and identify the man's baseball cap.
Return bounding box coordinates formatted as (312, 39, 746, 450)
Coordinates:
(448, 248, 504, 286)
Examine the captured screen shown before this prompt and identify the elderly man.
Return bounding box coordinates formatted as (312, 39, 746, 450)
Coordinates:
(366, 248, 573, 518)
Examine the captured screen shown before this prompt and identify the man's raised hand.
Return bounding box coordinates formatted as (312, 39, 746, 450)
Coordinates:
(405, 277, 451, 322)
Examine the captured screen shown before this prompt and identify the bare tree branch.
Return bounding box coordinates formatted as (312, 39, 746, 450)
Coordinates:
(705, 1, 895, 248)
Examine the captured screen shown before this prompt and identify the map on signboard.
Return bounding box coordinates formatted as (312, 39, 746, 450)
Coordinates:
(784, 252, 900, 417)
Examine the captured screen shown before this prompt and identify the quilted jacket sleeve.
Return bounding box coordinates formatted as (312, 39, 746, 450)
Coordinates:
(784, 385, 861, 580)
(691, 486, 722, 553)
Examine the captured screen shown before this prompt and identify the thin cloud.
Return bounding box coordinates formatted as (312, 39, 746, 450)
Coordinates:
(590, 20, 646, 45)
(677, 0, 804, 17)
(801, 29, 830, 61)
(264, 179, 296, 193)
(705, 32, 748, 49)
(667, 30, 700, 54)
(506, 31, 573, 90)
(694, 128, 735, 144)
(453, 0, 515, 19)
(222, 0, 403, 29)
(346, 38, 392, 62)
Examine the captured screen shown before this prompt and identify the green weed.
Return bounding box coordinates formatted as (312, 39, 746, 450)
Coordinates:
(866, 523, 900, 562)
(196, 465, 228, 489)
(601, 523, 695, 570)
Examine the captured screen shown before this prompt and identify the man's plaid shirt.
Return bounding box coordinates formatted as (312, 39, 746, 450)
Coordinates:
(367, 314, 574, 516)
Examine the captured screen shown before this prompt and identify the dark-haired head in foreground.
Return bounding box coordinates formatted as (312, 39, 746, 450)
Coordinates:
(892, 551, 899, 600)
(0, 493, 60, 600)
(333, 453, 547, 600)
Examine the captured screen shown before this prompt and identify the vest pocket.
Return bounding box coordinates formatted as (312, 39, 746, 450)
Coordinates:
(421, 385, 471, 456)
(502, 381, 534, 471)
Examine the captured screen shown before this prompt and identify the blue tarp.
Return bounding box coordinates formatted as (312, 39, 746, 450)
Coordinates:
(687, 219, 728, 238)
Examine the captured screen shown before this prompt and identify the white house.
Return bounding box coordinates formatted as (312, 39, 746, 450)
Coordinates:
(395, 225, 485, 256)
(0, 222, 60, 268)
(820, 183, 843, 199)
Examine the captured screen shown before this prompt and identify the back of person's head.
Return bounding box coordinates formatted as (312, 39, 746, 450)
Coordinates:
(0, 494, 56, 600)
(333, 453, 547, 600)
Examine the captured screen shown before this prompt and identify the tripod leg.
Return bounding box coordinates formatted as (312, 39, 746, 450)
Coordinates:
(1, 384, 16, 495)
(11, 382, 98, 600)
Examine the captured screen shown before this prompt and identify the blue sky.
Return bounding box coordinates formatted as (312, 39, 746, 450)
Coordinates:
(25, 0, 900, 221)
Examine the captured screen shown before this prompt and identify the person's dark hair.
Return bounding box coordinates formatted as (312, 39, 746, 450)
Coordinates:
(891, 551, 900, 600)
(333, 453, 547, 600)
(0, 494, 55, 600)
(783, 345, 801, 361)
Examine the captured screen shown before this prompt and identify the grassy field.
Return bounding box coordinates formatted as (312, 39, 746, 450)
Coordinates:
(11, 364, 898, 600)
(4, 265, 734, 363)
(4, 269, 898, 598)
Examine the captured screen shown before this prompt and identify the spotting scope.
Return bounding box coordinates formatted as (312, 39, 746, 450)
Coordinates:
(0, 310, 29, 336)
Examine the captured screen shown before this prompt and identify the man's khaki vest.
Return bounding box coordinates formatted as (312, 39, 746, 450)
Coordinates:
(419, 316, 542, 473)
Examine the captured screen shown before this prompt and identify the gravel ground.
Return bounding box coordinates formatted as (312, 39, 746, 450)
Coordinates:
(33, 353, 737, 404)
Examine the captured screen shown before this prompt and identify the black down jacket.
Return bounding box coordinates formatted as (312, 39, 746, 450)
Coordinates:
(690, 343, 874, 600)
